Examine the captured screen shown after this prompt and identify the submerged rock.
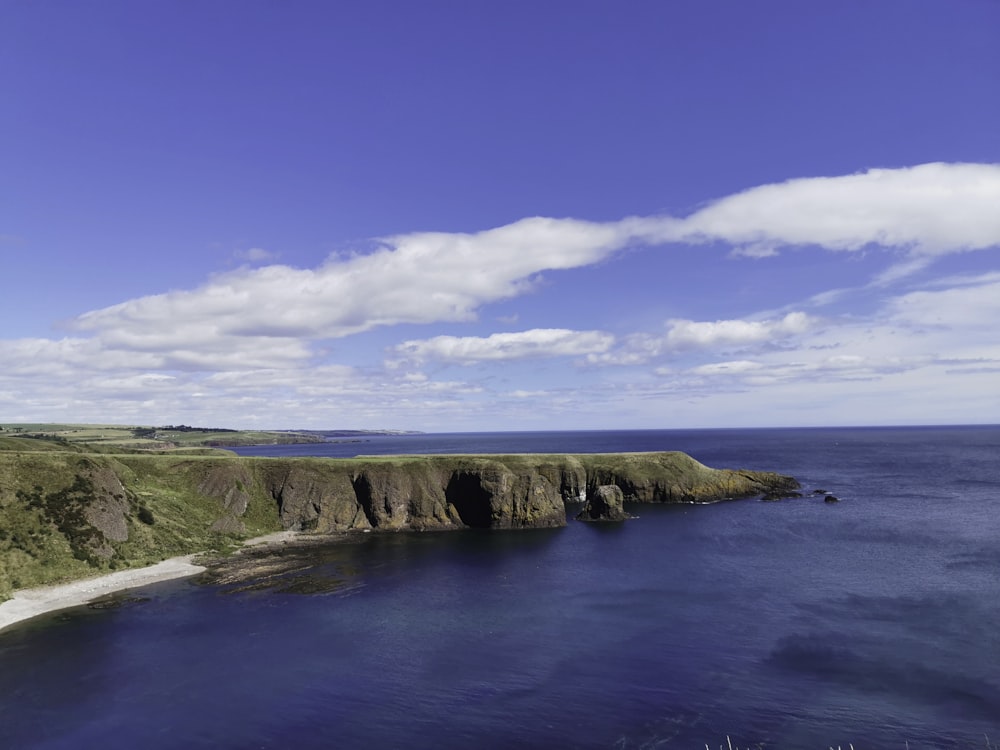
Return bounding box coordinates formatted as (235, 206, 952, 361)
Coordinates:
(761, 490, 803, 502)
(576, 484, 630, 522)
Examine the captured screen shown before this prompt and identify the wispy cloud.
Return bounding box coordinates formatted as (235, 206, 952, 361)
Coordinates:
(689, 360, 765, 376)
(233, 247, 279, 264)
(657, 273, 1000, 394)
(588, 312, 816, 366)
(887, 274, 1000, 329)
(392, 328, 616, 365)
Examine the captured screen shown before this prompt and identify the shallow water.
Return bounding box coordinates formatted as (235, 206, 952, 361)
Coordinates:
(2, 427, 999, 748)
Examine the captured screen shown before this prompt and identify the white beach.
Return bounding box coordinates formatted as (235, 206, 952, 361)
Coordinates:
(0, 530, 301, 634)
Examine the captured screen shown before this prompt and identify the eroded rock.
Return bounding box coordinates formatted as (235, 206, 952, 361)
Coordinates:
(576, 484, 630, 522)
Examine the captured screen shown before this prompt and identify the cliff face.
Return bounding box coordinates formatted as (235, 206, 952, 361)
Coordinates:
(0, 446, 798, 598)
(260, 456, 579, 532)
(577, 452, 798, 504)
(255, 452, 796, 533)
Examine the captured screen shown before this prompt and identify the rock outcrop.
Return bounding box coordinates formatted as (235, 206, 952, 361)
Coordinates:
(576, 484, 629, 522)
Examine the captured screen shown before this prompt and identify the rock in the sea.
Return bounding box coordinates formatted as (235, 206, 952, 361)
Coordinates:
(576, 484, 630, 522)
(761, 490, 803, 502)
(823, 495, 840, 503)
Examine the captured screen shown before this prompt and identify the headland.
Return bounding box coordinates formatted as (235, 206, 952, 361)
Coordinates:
(0, 426, 799, 625)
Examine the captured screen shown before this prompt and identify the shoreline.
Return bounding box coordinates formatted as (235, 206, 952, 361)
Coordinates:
(0, 530, 301, 634)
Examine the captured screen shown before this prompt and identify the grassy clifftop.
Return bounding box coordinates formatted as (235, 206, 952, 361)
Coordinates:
(0, 437, 798, 601)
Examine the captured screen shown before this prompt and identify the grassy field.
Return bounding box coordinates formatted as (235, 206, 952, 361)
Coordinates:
(0, 423, 324, 450)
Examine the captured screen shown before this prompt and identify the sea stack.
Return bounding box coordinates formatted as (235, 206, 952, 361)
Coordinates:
(576, 484, 630, 522)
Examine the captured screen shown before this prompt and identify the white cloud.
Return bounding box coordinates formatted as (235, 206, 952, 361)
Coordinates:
(588, 312, 815, 366)
(0, 355, 489, 430)
(806, 287, 852, 307)
(690, 354, 918, 385)
(887, 276, 1000, 329)
(655, 273, 1000, 400)
(729, 243, 780, 259)
(660, 162, 1000, 258)
(870, 257, 935, 286)
(71, 217, 636, 368)
(393, 328, 616, 365)
(53, 162, 998, 376)
(691, 360, 765, 375)
(665, 311, 813, 349)
(4, 162, 999, 428)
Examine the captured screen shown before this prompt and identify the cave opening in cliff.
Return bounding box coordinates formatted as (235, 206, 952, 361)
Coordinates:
(444, 472, 494, 528)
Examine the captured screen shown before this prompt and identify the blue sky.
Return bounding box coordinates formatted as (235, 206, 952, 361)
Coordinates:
(2, 0, 999, 430)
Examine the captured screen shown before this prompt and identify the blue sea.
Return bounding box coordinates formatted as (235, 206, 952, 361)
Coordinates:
(2, 427, 999, 749)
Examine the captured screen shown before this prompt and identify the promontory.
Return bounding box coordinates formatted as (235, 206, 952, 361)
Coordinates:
(0, 431, 798, 601)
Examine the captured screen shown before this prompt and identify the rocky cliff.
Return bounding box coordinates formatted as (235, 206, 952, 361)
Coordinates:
(261, 455, 589, 532)
(0, 444, 798, 598)
(259, 452, 795, 532)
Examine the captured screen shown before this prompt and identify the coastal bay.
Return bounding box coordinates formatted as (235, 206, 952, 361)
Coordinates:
(2, 427, 998, 748)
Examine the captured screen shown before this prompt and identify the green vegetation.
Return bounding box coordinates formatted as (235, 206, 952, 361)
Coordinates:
(0, 439, 285, 601)
(0, 423, 325, 451)
(17, 475, 108, 565)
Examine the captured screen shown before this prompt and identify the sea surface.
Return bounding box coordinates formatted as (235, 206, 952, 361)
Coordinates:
(2, 427, 999, 749)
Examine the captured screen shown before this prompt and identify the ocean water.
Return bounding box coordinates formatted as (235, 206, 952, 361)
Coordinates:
(2, 426, 999, 749)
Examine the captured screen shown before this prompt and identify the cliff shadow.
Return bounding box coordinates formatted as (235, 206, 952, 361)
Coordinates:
(349, 473, 382, 528)
(444, 472, 493, 528)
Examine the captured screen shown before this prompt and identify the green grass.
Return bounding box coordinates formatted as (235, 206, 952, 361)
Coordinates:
(0, 423, 324, 449)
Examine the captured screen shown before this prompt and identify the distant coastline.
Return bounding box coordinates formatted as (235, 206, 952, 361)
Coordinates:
(0, 423, 424, 451)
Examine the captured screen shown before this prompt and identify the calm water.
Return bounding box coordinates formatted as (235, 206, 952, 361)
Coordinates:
(2, 427, 999, 749)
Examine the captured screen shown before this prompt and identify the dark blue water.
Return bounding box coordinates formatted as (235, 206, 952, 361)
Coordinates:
(2, 427, 999, 748)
